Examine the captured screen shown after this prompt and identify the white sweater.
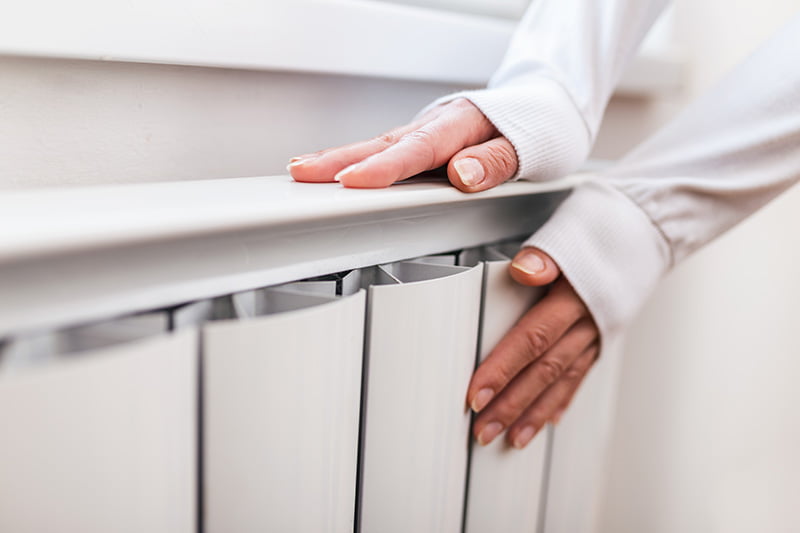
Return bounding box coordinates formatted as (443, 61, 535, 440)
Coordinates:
(430, 1, 800, 342)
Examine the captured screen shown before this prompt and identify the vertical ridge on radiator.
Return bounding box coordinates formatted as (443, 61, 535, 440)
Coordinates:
(196, 328, 205, 533)
(201, 290, 366, 533)
(463, 253, 549, 533)
(358, 261, 483, 533)
(536, 425, 556, 533)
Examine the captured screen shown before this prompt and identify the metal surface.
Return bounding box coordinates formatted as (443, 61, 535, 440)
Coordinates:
(463, 252, 549, 533)
(359, 261, 483, 532)
(0, 175, 574, 336)
(0, 331, 197, 533)
(202, 291, 365, 532)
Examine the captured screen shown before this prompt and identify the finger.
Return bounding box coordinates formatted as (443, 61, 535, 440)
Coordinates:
(288, 121, 425, 183)
(510, 247, 561, 287)
(550, 344, 600, 425)
(507, 343, 599, 449)
(467, 279, 588, 413)
(472, 318, 597, 445)
(336, 99, 497, 188)
(447, 136, 518, 192)
(287, 102, 451, 182)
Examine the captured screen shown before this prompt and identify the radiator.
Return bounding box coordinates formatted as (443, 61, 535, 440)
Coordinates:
(0, 175, 615, 533)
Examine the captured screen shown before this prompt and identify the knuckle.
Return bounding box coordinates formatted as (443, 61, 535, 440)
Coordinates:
(374, 132, 398, 147)
(449, 97, 475, 112)
(400, 130, 438, 166)
(564, 366, 585, 381)
(402, 129, 436, 146)
(536, 357, 566, 385)
(522, 326, 554, 359)
(484, 141, 518, 177)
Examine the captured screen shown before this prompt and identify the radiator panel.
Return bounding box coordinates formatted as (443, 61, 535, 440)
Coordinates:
(464, 254, 549, 533)
(0, 330, 197, 533)
(201, 290, 365, 533)
(359, 261, 483, 533)
(541, 338, 621, 533)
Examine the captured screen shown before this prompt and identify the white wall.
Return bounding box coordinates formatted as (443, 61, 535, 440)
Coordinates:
(600, 2, 800, 532)
(0, 56, 460, 189)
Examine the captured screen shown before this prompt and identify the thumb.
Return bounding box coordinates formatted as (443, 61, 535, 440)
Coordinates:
(509, 247, 561, 286)
(447, 136, 518, 192)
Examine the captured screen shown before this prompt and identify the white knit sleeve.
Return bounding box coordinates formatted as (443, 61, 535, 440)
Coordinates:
(525, 13, 800, 339)
(420, 0, 669, 181)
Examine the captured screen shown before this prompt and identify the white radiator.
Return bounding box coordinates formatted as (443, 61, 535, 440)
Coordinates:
(0, 175, 619, 533)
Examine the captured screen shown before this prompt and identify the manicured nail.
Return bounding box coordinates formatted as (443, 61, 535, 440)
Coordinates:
(286, 160, 306, 172)
(454, 157, 485, 187)
(286, 155, 318, 172)
(513, 426, 537, 449)
(334, 163, 360, 183)
(477, 422, 504, 446)
(511, 249, 545, 275)
(471, 388, 494, 412)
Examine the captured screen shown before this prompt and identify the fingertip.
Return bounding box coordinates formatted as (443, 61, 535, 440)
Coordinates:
(449, 157, 487, 192)
(476, 421, 504, 446)
(510, 425, 538, 449)
(470, 387, 495, 413)
(447, 136, 518, 192)
(335, 160, 398, 189)
(287, 158, 334, 183)
(510, 247, 560, 286)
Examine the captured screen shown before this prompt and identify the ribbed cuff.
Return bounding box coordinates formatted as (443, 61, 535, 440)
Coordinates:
(416, 77, 591, 182)
(523, 180, 672, 341)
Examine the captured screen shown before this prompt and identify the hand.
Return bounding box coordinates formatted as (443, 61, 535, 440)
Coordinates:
(287, 98, 519, 192)
(467, 247, 600, 449)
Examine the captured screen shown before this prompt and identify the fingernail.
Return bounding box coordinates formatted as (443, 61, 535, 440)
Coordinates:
(286, 155, 318, 172)
(454, 157, 485, 187)
(477, 422, 504, 446)
(334, 164, 360, 183)
(286, 160, 307, 172)
(471, 388, 494, 413)
(513, 426, 537, 449)
(511, 249, 545, 275)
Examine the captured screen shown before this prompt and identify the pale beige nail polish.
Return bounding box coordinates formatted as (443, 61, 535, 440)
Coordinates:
(454, 157, 485, 187)
(334, 163, 361, 182)
(477, 422, 504, 446)
(512, 250, 545, 275)
(513, 426, 537, 449)
(471, 388, 494, 412)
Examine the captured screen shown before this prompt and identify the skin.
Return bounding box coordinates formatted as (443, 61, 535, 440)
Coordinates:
(287, 98, 518, 192)
(470, 247, 599, 449)
(288, 98, 600, 448)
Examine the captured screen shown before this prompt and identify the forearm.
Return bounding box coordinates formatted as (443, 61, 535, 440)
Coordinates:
(527, 13, 800, 338)
(609, 13, 800, 265)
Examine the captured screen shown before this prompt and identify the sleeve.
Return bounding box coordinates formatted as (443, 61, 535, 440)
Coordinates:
(524, 13, 800, 340)
(420, 0, 669, 181)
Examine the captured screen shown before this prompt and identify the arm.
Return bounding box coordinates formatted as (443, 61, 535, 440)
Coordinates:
(469, 13, 800, 448)
(288, 0, 668, 190)
(527, 11, 800, 339)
